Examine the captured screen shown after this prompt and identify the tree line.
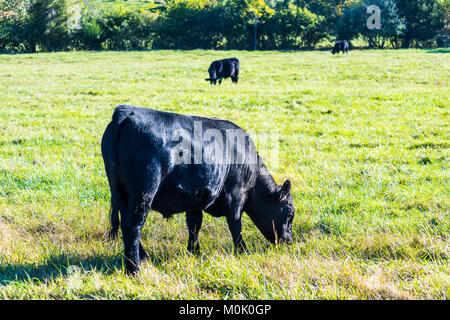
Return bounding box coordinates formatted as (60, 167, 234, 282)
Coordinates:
(0, 0, 448, 53)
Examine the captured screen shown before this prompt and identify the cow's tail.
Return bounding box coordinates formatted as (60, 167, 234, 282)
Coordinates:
(107, 104, 134, 240)
(108, 196, 120, 240)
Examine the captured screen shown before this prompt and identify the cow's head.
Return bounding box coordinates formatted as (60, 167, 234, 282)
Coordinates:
(332, 49, 337, 54)
(246, 179, 295, 245)
(205, 78, 217, 85)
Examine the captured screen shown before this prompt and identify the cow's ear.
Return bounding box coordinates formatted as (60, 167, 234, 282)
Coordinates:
(278, 180, 291, 201)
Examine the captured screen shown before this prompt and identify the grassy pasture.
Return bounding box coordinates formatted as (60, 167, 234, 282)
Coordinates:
(0, 49, 449, 299)
(93, 0, 155, 11)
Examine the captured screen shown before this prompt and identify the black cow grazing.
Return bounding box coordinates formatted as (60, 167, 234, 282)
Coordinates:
(332, 40, 349, 54)
(205, 58, 239, 85)
(102, 105, 295, 274)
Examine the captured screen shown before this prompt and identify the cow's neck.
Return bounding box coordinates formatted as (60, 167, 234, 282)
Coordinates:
(244, 163, 278, 241)
(254, 164, 278, 195)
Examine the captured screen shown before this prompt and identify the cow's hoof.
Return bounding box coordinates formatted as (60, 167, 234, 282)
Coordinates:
(234, 242, 247, 254)
(139, 251, 150, 261)
(125, 266, 140, 276)
(124, 259, 140, 276)
(187, 245, 201, 255)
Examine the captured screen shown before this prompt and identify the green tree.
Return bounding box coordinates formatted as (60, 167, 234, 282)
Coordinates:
(435, 0, 449, 47)
(263, 2, 324, 49)
(28, 0, 70, 51)
(96, 7, 154, 50)
(335, 0, 405, 48)
(396, 0, 446, 47)
(335, 1, 365, 42)
(0, 0, 31, 13)
(361, 0, 405, 48)
(155, 0, 224, 49)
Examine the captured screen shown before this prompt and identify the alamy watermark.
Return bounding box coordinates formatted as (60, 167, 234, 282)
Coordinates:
(170, 120, 281, 174)
(367, 5, 382, 30)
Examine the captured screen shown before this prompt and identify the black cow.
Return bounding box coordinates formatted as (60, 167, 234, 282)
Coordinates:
(332, 40, 349, 54)
(101, 105, 295, 274)
(205, 58, 239, 85)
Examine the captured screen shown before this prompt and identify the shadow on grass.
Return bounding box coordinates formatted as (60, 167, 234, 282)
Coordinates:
(0, 253, 123, 285)
(0, 232, 285, 286)
(0, 245, 268, 286)
(426, 48, 450, 54)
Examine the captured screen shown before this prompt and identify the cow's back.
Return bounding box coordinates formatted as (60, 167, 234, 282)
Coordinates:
(209, 58, 239, 78)
(112, 105, 257, 216)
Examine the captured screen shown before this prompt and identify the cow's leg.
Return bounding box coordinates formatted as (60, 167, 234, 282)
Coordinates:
(232, 69, 239, 83)
(218, 78, 222, 85)
(226, 215, 246, 253)
(121, 192, 154, 275)
(120, 193, 148, 262)
(139, 241, 149, 261)
(186, 210, 203, 254)
(225, 197, 247, 253)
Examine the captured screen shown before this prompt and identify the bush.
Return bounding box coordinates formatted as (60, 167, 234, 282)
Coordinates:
(396, 0, 446, 48)
(0, 12, 32, 52)
(154, 0, 225, 49)
(335, 0, 405, 49)
(435, 1, 449, 48)
(28, 0, 71, 51)
(71, 16, 103, 50)
(0, 0, 448, 52)
(361, 0, 405, 49)
(220, 0, 252, 49)
(262, 3, 326, 49)
(95, 7, 155, 50)
(335, 3, 366, 42)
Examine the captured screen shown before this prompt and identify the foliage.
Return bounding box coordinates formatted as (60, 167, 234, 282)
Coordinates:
(435, 2, 449, 48)
(0, 0, 449, 52)
(154, 0, 225, 49)
(71, 14, 103, 50)
(95, 7, 155, 50)
(262, 2, 325, 49)
(334, 1, 365, 42)
(220, 0, 253, 49)
(396, 0, 446, 47)
(0, 10, 32, 52)
(360, 0, 405, 49)
(0, 0, 31, 13)
(27, 0, 71, 51)
(153, 0, 326, 50)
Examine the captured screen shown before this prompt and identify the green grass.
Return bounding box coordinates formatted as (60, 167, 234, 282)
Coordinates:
(92, 0, 156, 11)
(0, 49, 449, 299)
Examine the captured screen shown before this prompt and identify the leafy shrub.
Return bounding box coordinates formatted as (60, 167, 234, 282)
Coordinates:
(95, 7, 155, 50)
(71, 16, 103, 50)
(0, 0, 448, 52)
(154, 0, 226, 49)
(335, 3, 366, 42)
(28, 0, 71, 51)
(262, 3, 326, 49)
(0, 12, 32, 52)
(396, 0, 446, 48)
(335, 0, 405, 49)
(361, 0, 405, 49)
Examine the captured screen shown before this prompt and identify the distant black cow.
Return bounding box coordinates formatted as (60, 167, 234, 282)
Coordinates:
(205, 58, 239, 85)
(101, 105, 295, 274)
(332, 40, 349, 54)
